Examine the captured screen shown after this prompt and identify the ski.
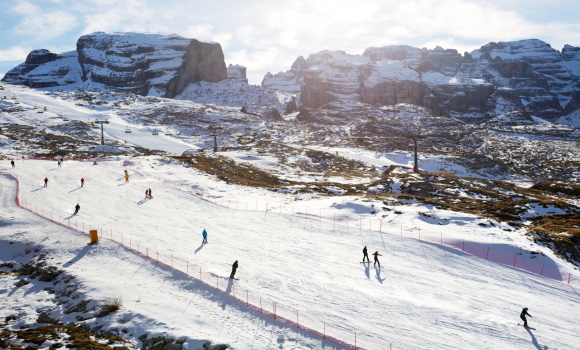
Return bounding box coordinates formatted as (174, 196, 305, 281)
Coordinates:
(518, 324, 536, 330)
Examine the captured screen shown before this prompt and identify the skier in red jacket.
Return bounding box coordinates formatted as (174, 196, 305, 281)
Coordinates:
(372, 251, 382, 267)
(81, 178, 84, 187)
(44, 177, 48, 187)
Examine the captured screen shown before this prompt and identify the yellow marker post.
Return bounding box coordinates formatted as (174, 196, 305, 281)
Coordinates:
(89, 230, 98, 243)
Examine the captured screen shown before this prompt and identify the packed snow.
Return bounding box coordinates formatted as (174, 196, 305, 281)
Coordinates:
(1, 155, 579, 349)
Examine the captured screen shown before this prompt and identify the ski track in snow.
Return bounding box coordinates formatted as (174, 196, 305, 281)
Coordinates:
(1, 158, 579, 349)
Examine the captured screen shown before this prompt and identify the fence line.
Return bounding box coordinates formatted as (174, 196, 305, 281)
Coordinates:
(130, 166, 578, 289)
(2, 170, 380, 350)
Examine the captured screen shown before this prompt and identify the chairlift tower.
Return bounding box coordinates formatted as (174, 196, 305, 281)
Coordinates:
(94, 119, 109, 145)
(209, 125, 223, 152)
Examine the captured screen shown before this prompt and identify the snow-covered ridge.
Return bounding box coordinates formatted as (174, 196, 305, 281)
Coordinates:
(264, 39, 580, 125)
(2, 32, 228, 98)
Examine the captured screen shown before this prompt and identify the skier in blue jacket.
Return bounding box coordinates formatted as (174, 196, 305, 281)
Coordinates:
(202, 229, 208, 244)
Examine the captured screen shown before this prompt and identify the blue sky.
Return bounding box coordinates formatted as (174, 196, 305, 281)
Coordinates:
(1, 0, 580, 85)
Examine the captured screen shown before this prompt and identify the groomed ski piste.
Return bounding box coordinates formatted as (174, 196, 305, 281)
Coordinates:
(1, 156, 580, 350)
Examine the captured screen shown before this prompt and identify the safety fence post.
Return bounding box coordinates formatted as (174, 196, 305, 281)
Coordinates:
(540, 264, 544, 276)
(513, 254, 517, 267)
(273, 302, 276, 319)
(486, 247, 489, 259)
(569, 273, 572, 285)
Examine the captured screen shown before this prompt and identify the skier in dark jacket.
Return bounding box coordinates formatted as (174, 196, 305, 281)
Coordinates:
(230, 260, 238, 279)
(44, 177, 48, 187)
(372, 251, 382, 267)
(11, 160, 15, 168)
(520, 308, 532, 328)
(363, 246, 370, 262)
(148, 188, 152, 199)
(73, 203, 80, 215)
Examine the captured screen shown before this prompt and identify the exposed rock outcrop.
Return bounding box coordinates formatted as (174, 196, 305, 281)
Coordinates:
(264, 39, 580, 124)
(3, 32, 227, 97)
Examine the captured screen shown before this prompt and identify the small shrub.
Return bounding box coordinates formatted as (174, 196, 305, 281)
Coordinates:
(118, 315, 131, 324)
(97, 296, 122, 317)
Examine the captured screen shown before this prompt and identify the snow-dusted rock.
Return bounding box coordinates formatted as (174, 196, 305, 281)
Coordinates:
(226, 64, 248, 84)
(3, 32, 227, 98)
(265, 39, 580, 124)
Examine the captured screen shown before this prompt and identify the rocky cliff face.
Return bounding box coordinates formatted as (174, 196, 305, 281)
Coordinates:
(264, 39, 580, 123)
(2, 49, 82, 88)
(2, 32, 227, 97)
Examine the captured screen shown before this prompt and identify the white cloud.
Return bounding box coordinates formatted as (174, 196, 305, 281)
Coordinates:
(184, 24, 213, 40)
(0, 46, 30, 62)
(13, 8, 77, 40)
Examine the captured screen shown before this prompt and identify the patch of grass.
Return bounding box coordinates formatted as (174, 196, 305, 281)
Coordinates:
(97, 296, 123, 317)
(0, 325, 134, 349)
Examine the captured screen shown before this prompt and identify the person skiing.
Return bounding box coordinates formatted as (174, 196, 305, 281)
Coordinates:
(202, 229, 208, 244)
(363, 246, 370, 263)
(520, 307, 532, 328)
(44, 177, 48, 187)
(372, 251, 382, 267)
(230, 260, 238, 279)
(148, 188, 152, 199)
(125, 173, 129, 183)
(11, 160, 15, 168)
(81, 178, 84, 187)
(57, 160, 61, 168)
(145, 189, 149, 198)
(73, 203, 80, 215)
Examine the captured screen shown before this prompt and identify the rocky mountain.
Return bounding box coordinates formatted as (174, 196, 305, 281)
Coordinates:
(263, 39, 580, 124)
(2, 32, 228, 98)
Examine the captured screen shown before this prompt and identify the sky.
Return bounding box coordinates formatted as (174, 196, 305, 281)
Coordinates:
(1, 0, 580, 85)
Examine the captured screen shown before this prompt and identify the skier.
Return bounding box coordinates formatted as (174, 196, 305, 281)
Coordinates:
(145, 189, 149, 199)
(44, 177, 48, 187)
(148, 188, 152, 199)
(93, 161, 98, 165)
(73, 203, 80, 215)
(363, 246, 370, 263)
(57, 160, 61, 168)
(520, 307, 532, 328)
(202, 229, 208, 244)
(230, 260, 238, 279)
(372, 251, 382, 267)
(11, 160, 15, 168)
(81, 178, 84, 187)
(125, 173, 129, 183)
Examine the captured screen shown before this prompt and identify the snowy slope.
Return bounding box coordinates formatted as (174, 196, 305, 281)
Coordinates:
(1, 156, 579, 349)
